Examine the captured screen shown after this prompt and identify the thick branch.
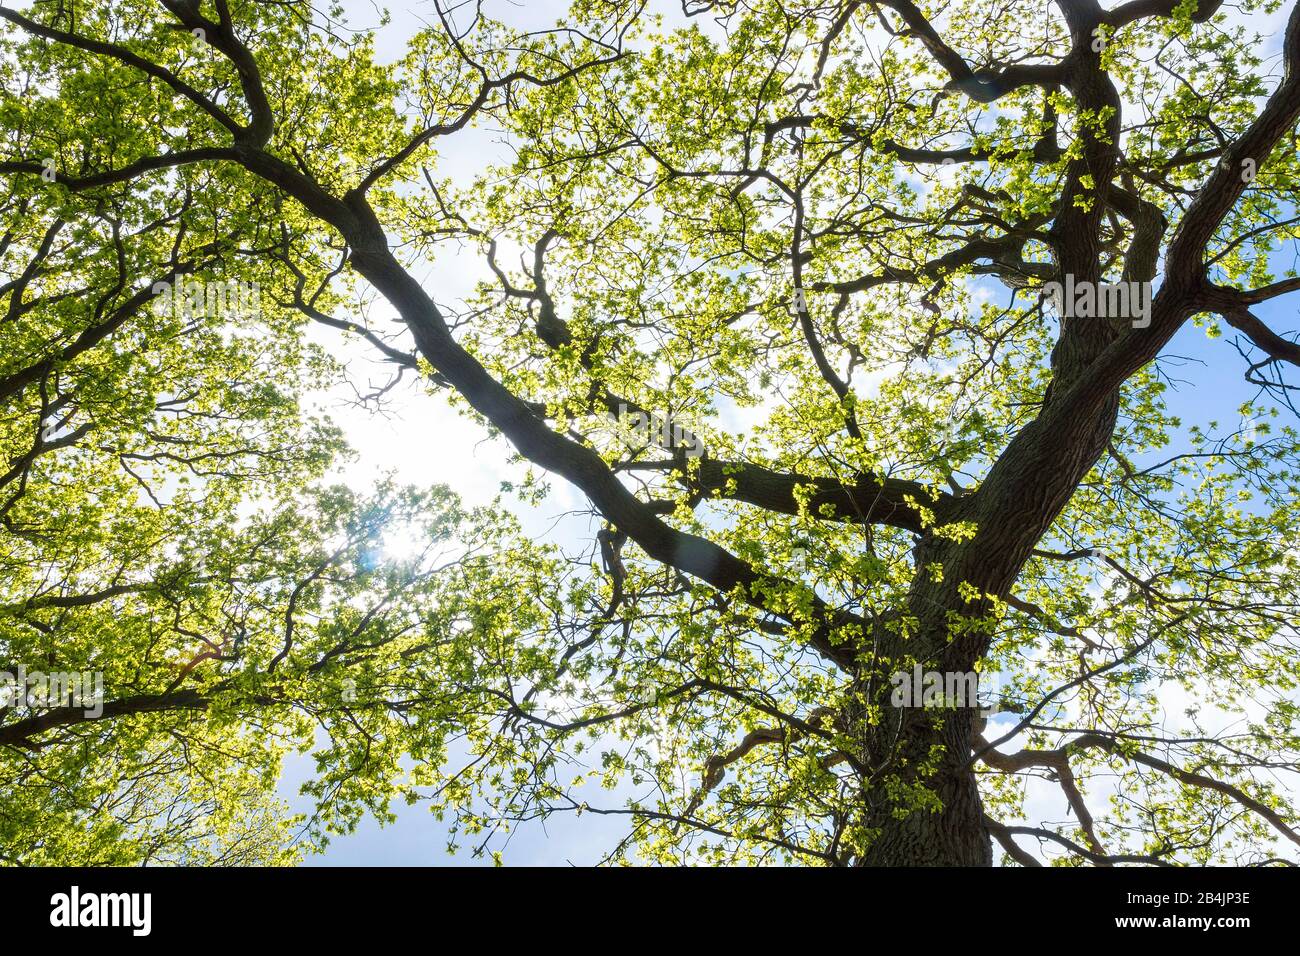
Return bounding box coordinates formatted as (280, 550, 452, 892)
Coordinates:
(0, 690, 208, 748)
(693, 459, 945, 533)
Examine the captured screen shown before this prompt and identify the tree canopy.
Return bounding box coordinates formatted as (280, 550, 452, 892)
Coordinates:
(2, 0, 1300, 866)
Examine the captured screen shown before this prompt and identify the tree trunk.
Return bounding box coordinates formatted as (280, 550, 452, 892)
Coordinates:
(852, 395, 1122, 866)
(860, 707, 992, 866)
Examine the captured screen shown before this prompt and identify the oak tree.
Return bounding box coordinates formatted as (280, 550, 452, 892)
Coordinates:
(3, 0, 1300, 865)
